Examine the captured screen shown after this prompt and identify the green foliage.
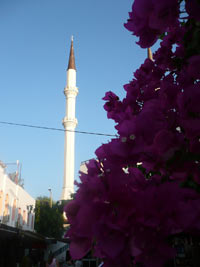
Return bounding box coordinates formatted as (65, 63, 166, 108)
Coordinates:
(56, 193, 75, 214)
(35, 196, 64, 239)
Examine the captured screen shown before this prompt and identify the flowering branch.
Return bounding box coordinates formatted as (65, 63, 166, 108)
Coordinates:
(64, 1, 200, 266)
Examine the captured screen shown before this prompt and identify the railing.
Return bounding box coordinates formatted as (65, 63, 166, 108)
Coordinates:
(53, 244, 69, 257)
(15, 220, 23, 229)
(82, 259, 98, 267)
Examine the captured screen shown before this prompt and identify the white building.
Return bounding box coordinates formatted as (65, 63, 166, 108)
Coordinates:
(80, 160, 89, 174)
(0, 161, 35, 231)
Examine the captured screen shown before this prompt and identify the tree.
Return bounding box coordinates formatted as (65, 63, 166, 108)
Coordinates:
(64, 1, 200, 266)
(35, 196, 64, 239)
(56, 193, 76, 216)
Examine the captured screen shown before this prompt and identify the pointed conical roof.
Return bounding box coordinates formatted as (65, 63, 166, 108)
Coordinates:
(67, 36, 76, 70)
(147, 47, 153, 61)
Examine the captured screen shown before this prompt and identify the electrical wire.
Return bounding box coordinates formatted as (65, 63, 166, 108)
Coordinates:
(0, 121, 117, 137)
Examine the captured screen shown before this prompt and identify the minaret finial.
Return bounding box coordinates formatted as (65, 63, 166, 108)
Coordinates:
(147, 47, 153, 61)
(67, 36, 76, 70)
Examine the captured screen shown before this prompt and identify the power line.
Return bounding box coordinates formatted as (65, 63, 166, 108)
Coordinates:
(0, 121, 117, 137)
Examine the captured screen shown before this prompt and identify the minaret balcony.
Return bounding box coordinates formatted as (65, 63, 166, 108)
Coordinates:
(64, 86, 78, 97)
(62, 117, 78, 129)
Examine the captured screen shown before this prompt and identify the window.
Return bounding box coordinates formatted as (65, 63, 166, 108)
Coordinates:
(0, 191, 3, 216)
(18, 207, 21, 225)
(31, 215, 34, 229)
(3, 194, 9, 217)
(12, 199, 16, 221)
(23, 210, 26, 225)
(27, 212, 30, 226)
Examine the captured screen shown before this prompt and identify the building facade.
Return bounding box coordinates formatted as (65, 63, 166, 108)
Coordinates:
(0, 161, 35, 231)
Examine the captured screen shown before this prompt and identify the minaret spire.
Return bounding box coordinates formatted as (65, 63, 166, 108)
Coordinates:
(67, 35, 76, 70)
(147, 47, 153, 61)
(61, 37, 78, 200)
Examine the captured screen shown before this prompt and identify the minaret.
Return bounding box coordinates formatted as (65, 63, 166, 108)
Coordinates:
(61, 36, 78, 200)
(147, 47, 153, 61)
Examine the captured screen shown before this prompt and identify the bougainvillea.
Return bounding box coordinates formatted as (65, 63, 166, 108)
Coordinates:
(65, 0, 200, 266)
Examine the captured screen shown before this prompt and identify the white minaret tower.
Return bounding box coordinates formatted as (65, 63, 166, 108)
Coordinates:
(61, 36, 78, 200)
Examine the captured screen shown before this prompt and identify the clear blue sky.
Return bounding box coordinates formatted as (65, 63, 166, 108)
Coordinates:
(0, 0, 155, 201)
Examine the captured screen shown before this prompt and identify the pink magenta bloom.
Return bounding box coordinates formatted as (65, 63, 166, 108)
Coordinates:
(124, 0, 179, 47)
(65, 1, 200, 266)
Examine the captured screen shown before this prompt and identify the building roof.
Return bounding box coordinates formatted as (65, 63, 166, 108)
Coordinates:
(67, 36, 76, 70)
(0, 223, 46, 246)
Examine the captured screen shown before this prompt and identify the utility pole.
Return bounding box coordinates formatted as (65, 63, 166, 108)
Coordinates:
(48, 188, 52, 208)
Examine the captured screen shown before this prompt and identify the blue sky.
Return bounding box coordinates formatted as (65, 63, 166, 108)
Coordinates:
(0, 0, 155, 201)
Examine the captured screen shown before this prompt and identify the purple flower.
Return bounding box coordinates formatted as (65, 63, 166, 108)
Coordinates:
(177, 84, 200, 139)
(124, 0, 179, 47)
(69, 236, 92, 259)
(187, 55, 200, 80)
(65, 1, 200, 266)
(102, 91, 126, 123)
(186, 0, 200, 21)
